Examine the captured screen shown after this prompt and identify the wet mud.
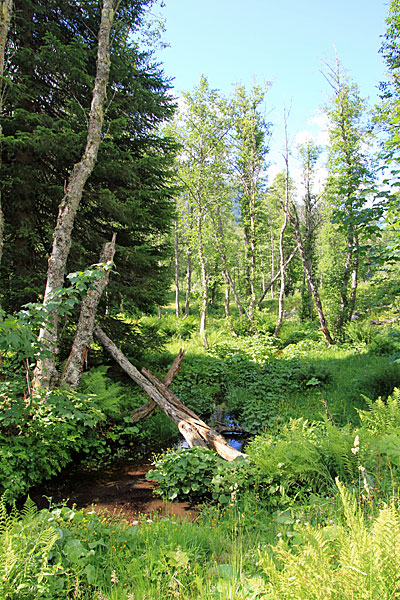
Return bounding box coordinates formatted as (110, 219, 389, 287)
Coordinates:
(29, 460, 198, 522)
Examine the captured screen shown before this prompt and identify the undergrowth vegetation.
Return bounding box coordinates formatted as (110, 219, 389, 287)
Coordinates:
(3, 295, 400, 598)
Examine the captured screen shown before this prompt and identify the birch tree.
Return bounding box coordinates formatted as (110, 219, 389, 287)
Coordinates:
(274, 110, 291, 337)
(323, 59, 376, 333)
(172, 76, 230, 347)
(231, 84, 270, 319)
(34, 0, 115, 389)
(298, 140, 322, 320)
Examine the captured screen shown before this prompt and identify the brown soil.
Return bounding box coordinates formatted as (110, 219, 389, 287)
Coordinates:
(29, 461, 198, 523)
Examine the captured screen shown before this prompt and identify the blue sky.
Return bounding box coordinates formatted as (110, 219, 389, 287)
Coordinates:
(157, 0, 389, 175)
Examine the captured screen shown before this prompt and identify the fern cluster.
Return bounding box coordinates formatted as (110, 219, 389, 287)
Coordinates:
(247, 418, 358, 503)
(261, 480, 400, 599)
(80, 366, 128, 418)
(357, 388, 400, 433)
(0, 496, 60, 599)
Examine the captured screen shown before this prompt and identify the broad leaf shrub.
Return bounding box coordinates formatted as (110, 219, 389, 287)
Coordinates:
(146, 447, 222, 501)
(261, 479, 400, 600)
(0, 387, 104, 499)
(146, 447, 256, 505)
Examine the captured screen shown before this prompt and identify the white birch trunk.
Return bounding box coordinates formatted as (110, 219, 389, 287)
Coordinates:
(61, 234, 116, 389)
(174, 220, 180, 318)
(34, 0, 115, 389)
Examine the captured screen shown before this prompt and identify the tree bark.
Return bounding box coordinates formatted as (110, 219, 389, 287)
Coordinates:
(34, 0, 115, 389)
(184, 247, 191, 318)
(61, 234, 116, 389)
(174, 220, 180, 318)
(224, 285, 230, 318)
(270, 225, 275, 299)
(94, 325, 245, 460)
(289, 202, 334, 345)
(0, 0, 13, 267)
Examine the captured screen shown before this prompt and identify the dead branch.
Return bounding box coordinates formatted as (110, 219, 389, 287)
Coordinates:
(130, 349, 185, 424)
(94, 325, 245, 461)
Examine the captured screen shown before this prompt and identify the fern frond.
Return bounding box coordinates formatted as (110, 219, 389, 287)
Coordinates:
(371, 503, 400, 595)
(21, 496, 38, 520)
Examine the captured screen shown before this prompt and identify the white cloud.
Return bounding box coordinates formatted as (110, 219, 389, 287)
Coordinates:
(295, 113, 330, 148)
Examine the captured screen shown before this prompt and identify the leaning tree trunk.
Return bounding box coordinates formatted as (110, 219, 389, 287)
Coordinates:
(0, 0, 13, 267)
(94, 325, 245, 460)
(61, 234, 116, 389)
(34, 0, 115, 389)
(130, 349, 186, 424)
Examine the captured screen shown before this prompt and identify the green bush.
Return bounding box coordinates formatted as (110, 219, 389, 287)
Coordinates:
(359, 362, 400, 399)
(210, 456, 254, 505)
(146, 447, 222, 501)
(0, 388, 104, 499)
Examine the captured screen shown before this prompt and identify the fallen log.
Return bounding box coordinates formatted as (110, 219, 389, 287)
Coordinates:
(94, 325, 245, 461)
(369, 317, 399, 325)
(213, 421, 247, 434)
(141, 369, 246, 461)
(94, 325, 206, 449)
(130, 349, 185, 424)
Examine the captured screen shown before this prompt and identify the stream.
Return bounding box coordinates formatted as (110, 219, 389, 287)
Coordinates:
(29, 411, 247, 522)
(29, 458, 198, 522)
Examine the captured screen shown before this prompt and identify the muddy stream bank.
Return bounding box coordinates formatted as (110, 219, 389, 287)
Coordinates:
(28, 419, 245, 522)
(29, 459, 198, 522)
